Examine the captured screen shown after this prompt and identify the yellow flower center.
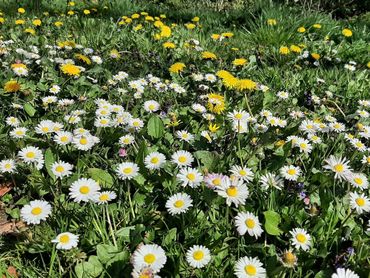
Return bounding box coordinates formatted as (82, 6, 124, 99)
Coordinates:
(4, 163, 11, 169)
(174, 200, 184, 208)
(354, 178, 363, 185)
(55, 165, 65, 173)
(61, 136, 68, 142)
(79, 138, 88, 145)
(296, 233, 306, 243)
(300, 143, 307, 149)
(26, 152, 35, 159)
(245, 218, 255, 228)
(244, 265, 257, 276)
(144, 253, 156, 264)
(193, 250, 204, 261)
(239, 170, 246, 176)
(31, 207, 42, 215)
(356, 198, 365, 207)
(235, 113, 242, 120)
(148, 104, 155, 110)
(42, 127, 49, 132)
(123, 167, 133, 174)
(79, 186, 90, 194)
(212, 178, 221, 186)
(178, 156, 187, 163)
(334, 164, 344, 172)
(59, 234, 70, 243)
(287, 169, 296, 175)
(150, 157, 159, 164)
(283, 252, 296, 265)
(16, 130, 24, 135)
(226, 186, 238, 197)
(99, 194, 109, 201)
(186, 173, 196, 181)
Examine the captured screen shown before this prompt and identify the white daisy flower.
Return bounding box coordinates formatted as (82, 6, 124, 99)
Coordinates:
(307, 134, 322, 144)
(72, 135, 96, 151)
(94, 117, 111, 128)
(64, 114, 81, 124)
(18, 146, 44, 169)
(192, 103, 206, 113)
(323, 155, 352, 180)
(350, 138, 367, 152)
(0, 159, 16, 173)
(20, 200, 52, 225)
(51, 161, 73, 178)
(228, 110, 249, 122)
(116, 162, 139, 180)
(165, 192, 193, 215)
(290, 228, 312, 251)
(299, 120, 318, 134)
(69, 178, 100, 203)
(9, 127, 27, 139)
(51, 232, 79, 250)
(234, 256, 266, 278)
(49, 85, 61, 94)
(277, 91, 289, 99)
(349, 192, 370, 214)
(329, 122, 345, 133)
(128, 118, 144, 131)
(35, 120, 55, 135)
(230, 165, 254, 183)
(6, 116, 20, 127)
(171, 150, 194, 167)
(54, 131, 73, 145)
(144, 152, 166, 170)
(176, 130, 194, 143)
(234, 211, 263, 238)
(295, 138, 312, 154)
(280, 165, 301, 181)
(144, 100, 160, 113)
(361, 155, 370, 166)
(177, 167, 203, 188)
(186, 245, 211, 268)
(131, 267, 160, 278)
(331, 268, 359, 278)
(93, 191, 117, 204)
(132, 244, 167, 273)
(119, 134, 135, 146)
(259, 172, 284, 190)
(216, 177, 249, 207)
(346, 172, 368, 190)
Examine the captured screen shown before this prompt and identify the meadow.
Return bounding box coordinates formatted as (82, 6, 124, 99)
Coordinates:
(0, 0, 369, 277)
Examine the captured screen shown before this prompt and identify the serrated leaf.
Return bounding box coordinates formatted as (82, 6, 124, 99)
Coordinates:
(24, 103, 36, 117)
(97, 244, 119, 264)
(147, 115, 164, 139)
(162, 228, 177, 246)
(194, 151, 217, 170)
(263, 210, 282, 236)
(88, 168, 114, 188)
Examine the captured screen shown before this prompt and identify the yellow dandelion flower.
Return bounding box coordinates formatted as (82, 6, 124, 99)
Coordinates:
(24, 28, 36, 35)
(32, 19, 41, 26)
(15, 19, 25, 25)
(279, 46, 290, 55)
(163, 42, 176, 49)
(54, 21, 63, 27)
(222, 32, 234, 38)
(209, 124, 220, 133)
(134, 24, 143, 31)
(290, 45, 302, 53)
(267, 19, 277, 25)
(110, 49, 121, 59)
(235, 79, 257, 91)
(192, 16, 200, 22)
(313, 24, 322, 29)
(207, 93, 225, 114)
(160, 25, 171, 38)
(169, 62, 186, 74)
(297, 27, 306, 33)
(185, 23, 196, 30)
(83, 10, 90, 15)
(75, 54, 91, 65)
(18, 8, 26, 14)
(4, 80, 21, 93)
(60, 63, 81, 76)
(202, 51, 217, 60)
(342, 28, 352, 37)
(233, 58, 247, 66)
(311, 53, 320, 60)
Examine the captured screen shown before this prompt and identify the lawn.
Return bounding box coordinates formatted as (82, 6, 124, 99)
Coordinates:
(0, 0, 369, 277)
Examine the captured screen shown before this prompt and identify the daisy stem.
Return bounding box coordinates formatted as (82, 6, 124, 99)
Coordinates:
(105, 205, 117, 247)
(48, 245, 57, 276)
(244, 92, 253, 117)
(340, 209, 354, 230)
(127, 182, 135, 220)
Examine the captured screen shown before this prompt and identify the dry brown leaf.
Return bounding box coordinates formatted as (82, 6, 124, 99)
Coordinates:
(1, 266, 18, 278)
(0, 182, 13, 197)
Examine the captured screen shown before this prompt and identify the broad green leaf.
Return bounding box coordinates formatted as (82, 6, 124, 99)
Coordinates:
(24, 103, 36, 117)
(263, 210, 282, 236)
(88, 168, 114, 188)
(45, 148, 56, 180)
(75, 256, 103, 278)
(97, 244, 119, 264)
(194, 151, 217, 170)
(263, 91, 275, 108)
(162, 228, 177, 246)
(147, 115, 164, 139)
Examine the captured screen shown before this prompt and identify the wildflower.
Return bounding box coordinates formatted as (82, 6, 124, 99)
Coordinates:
(202, 51, 217, 60)
(165, 193, 193, 215)
(280, 250, 297, 268)
(177, 167, 203, 188)
(94, 191, 117, 204)
(234, 212, 263, 238)
(234, 256, 266, 278)
(323, 156, 352, 180)
(52, 232, 79, 250)
(60, 63, 81, 76)
(260, 173, 284, 190)
(279, 46, 290, 55)
(217, 177, 249, 207)
(349, 192, 370, 214)
(116, 162, 139, 180)
(4, 80, 21, 93)
(290, 228, 312, 251)
(233, 58, 247, 66)
(280, 165, 301, 181)
(186, 245, 211, 268)
(0, 159, 16, 173)
(332, 268, 359, 278)
(144, 152, 166, 170)
(342, 28, 353, 37)
(132, 244, 167, 273)
(69, 178, 100, 203)
(20, 200, 52, 225)
(297, 27, 306, 33)
(267, 19, 277, 25)
(51, 161, 73, 179)
(169, 62, 186, 74)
